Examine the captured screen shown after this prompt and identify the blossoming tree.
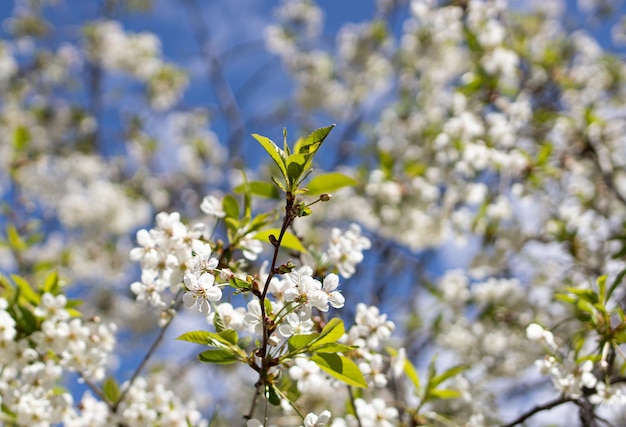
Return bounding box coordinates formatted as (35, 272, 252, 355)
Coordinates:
(1, 0, 626, 426)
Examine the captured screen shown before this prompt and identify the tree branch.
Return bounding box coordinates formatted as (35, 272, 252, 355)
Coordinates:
(501, 396, 574, 427)
(112, 294, 182, 412)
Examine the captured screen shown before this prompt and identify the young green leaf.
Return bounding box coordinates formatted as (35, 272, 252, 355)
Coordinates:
(11, 304, 38, 335)
(271, 176, 287, 193)
(234, 181, 280, 199)
(6, 224, 27, 252)
(309, 342, 355, 353)
(222, 195, 240, 220)
(11, 275, 40, 306)
(229, 276, 251, 291)
(198, 349, 239, 364)
(218, 329, 239, 346)
(597, 275, 607, 305)
(252, 133, 287, 179)
(404, 357, 421, 391)
(310, 353, 367, 388)
(430, 364, 469, 389)
(42, 271, 60, 294)
(311, 318, 344, 348)
(305, 172, 358, 196)
(427, 388, 462, 400)
(13, 125, 30, 151)
(103, 376, 120, 405)
(292, 125, 336, 180)
(607, 268, 626, 303)
(287, 333, 320, 354)
(386, 347, 420, 390)
(213, 306, 226, 333)
(266, 384, 282, 406)
(254, 229, 308, 253)
(283, 127, 291, 156)
(294, 125, 335, 157)
(177, 331, 213, 346)
(224, 217, 240, 238)
(286, 153, 307, 188)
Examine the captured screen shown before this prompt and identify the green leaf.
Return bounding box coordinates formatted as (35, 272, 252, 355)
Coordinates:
(254, 229, 308, 253)
(386, 347, 420, 390)
(13, 126, 30, 151)
(564, 287, 599, 304)
(607, 268, 626, 302)
(292, 125, 336, 182)
(431, 364, 469, 388)
(252, 133, 287, 179)
(311, 318, 344, 348)
(266, 384, 281, 406)
(42, 271, 60, 294)
(286, 153, 307, 187)
(239, 173, 253, 221)
(428, 388, 462, 399)
(287, 333, 320, 354)
(294, 125, 335, 157)
(11, 304, 38, 335)
(597, 275, 607, 305)
(224, 217, 240, 240)
(248, 211, 279, 235)
(198, 349, 239, 364)
(536, 143, 553, 165)
(213, 306, 226, 333)
(219, 329, 239, 346)
(11, 275, 40, 306)
(309, 342, 356, 353)
(6, 224, 27, 252)
(66, 307, 82, 318)
(310, 353, 367, 388)
(103, 376, 120, 404)
(554, 293, 576, 305)
(222, 195, 240, 220)
(177, 331, 212, 345)
(404, 358, 421, 391)
(271, 176, 287, 193)
(234, 181, 280, 199)
(0, 274, 15, 301)
(229, 276, 251, 291)
(305, 172, 358, 196)
(283, 128, 291, 156)
(238, 335, 252, 350)
(277, 374, 300, 403)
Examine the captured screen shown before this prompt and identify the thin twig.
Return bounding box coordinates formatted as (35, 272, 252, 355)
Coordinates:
(500, 396, 574, 427)
(244, 195, 296, 420)
(112, 295, 183, 412)
(78, 372, 111, 407)
(586, 138, 626, 209)
(245, 383, 262, 421)
(347, 385, 364, 427)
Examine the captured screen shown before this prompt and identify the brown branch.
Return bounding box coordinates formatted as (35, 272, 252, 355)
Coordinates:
(585, 138, 626, 209)
(78, 372, 111, 407)
(112, 295, 183, 412)
(244, 193, 297, 420)
(500, 396, 574, 427)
